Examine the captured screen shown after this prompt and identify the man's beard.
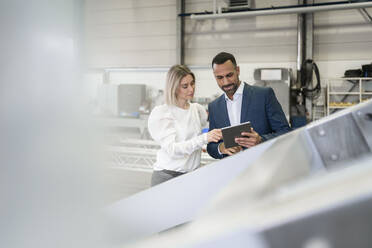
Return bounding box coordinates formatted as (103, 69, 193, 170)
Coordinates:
(222, 83, 238, 95)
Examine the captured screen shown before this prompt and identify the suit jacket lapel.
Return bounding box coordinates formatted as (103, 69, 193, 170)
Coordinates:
(217, 95, 231, 127)
(240, 82, 252, 123)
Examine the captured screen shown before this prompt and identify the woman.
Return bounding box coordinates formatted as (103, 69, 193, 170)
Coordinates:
(148, 65, 222, 186)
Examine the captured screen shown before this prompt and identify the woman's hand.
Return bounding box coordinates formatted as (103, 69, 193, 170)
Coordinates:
(207, 129, 222, 143)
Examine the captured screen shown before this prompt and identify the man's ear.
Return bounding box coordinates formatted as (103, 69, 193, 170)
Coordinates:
(236, 66, 240, 76)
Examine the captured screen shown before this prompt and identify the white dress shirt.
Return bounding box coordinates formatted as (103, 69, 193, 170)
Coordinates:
(218, 82, 244, 154)
(224, 82, 244, 126)
(148, 103, 208, 172)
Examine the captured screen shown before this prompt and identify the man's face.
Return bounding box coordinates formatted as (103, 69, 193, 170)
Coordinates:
(213, 60, 240, 99)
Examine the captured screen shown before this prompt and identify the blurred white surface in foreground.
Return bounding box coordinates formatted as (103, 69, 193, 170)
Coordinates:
(0, 1, 110, 248)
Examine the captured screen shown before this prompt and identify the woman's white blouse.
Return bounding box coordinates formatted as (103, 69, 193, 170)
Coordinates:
(147, 103, 208, 172)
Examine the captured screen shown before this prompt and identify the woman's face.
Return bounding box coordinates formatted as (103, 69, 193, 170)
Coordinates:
(176, 74, 195, 102)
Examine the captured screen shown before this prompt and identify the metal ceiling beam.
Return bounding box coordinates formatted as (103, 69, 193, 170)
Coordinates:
(190, 1, 372, 20)
(358, 8, 372, 23)
(176, 0, 185, 64)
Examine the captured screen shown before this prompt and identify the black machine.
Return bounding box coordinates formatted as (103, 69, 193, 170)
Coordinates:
(290, 59, 321, 128)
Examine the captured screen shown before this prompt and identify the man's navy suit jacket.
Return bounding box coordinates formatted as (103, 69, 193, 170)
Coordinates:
(207, 82, 291, 159)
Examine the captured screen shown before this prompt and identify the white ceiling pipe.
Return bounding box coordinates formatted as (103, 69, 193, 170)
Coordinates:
(103, 67, 170, 72)
(190, 2, 372, 20)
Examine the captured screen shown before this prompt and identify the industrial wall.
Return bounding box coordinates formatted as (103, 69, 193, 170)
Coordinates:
(84, 0, 372, 98)
(84, 0, 177, 67)
(185, 0, 372, 64)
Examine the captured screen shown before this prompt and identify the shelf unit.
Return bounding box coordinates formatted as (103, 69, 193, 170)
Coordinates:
(327, 77, 372, 115)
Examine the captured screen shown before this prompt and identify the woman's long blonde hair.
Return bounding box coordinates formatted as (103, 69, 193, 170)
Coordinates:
(165, 65, 195, 106)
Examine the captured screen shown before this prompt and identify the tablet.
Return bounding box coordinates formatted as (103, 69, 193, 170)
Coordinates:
(221, 121, 251, 148)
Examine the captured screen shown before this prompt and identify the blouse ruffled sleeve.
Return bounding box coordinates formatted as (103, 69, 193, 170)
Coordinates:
(148, 106, 207, 159)
(196, 103, 208, 128)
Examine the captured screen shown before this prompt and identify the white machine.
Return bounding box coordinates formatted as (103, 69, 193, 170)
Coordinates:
(98, 84, 146, 117)
(106, 99, 372, 248)
(254, 68, 292, 120)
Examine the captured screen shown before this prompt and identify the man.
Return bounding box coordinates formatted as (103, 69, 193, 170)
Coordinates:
(207, 52, 291, 159)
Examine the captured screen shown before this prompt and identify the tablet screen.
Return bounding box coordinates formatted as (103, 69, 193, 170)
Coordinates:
(221, 121, 251, 148)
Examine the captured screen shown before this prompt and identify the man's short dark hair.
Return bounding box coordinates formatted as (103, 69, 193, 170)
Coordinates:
(211, 52, 237, 68)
